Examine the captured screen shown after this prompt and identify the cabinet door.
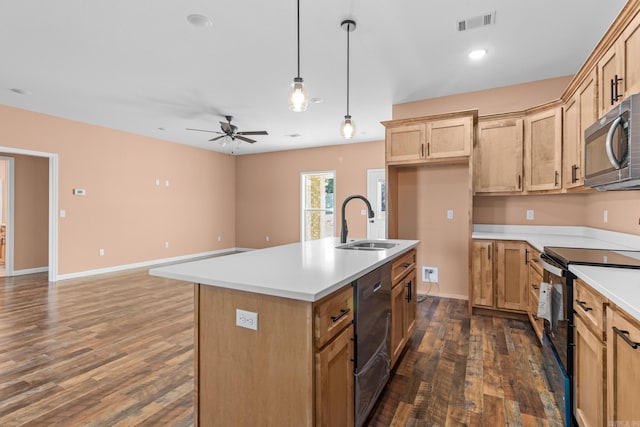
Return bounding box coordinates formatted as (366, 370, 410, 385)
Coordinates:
(575, 73, 597, 187)
(386, 124, 425, 163)
(563, 96, 580, 189)
(390, 281, 407, 367)
(471, 240, 494, 307)
(598, 45, 621, 114)
(524, 107, 563, 191)
(315, 324, 354, 427)
(574, 315, 606, 427)
(474, 117, 524, 193)
(404, 269, 417, 339)
(607, 308, 640, 426)
(425, 116, 472, 159)
(620, 10, 640, 101)
(528, 258, 544, 341)
(495, 241, 528, 311)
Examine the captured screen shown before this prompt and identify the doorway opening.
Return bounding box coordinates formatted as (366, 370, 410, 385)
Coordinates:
(367, 169, 386, 240)
(0, 147, 58, 281)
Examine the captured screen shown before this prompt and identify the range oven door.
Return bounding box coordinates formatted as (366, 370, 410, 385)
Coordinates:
(539, 253, 575, 427)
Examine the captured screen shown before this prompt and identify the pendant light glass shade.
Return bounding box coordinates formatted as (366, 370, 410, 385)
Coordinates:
(289, 0, 307, 112)
(341, 115, 356, 139)
(288, 77, 308, 112)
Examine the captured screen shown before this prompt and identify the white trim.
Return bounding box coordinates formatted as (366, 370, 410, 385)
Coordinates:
(420, 292, 469, 301)
(0, 147, 58, 281)
(0, 156, 15, 276)
(366, 168, 386, 239)
(55, 248, 242, 281)
(12, 266, 48, 276)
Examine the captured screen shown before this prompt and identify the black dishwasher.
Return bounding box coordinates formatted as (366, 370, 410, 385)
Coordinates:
(353, 261, 391, 427)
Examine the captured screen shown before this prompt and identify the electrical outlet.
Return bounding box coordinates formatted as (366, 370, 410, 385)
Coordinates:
(447, 210, 454, 220)
(526, 210, 535, 220)
(422, 266, 438, 283)
(99, 248, 105, 256)
(217, 235, 222, 242)
(604, 209, 608, 223)
(266, 235, 270, 242)
(164, 241, 169, 248)
(236, 309, 258, 331)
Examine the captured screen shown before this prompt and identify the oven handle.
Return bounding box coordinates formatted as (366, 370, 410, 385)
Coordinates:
(540, 253, 565, 277)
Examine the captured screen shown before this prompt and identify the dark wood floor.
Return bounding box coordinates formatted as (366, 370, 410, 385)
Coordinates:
(366, 297, 563, 427)
(0, 269, 562, 426)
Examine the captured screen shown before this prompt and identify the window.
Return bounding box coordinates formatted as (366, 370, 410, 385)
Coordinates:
(301, 171, 335, 241)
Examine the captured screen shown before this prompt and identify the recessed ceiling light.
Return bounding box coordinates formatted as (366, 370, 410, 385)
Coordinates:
(468, 49, 487, 60)
(311, 97, 324, 104)
(10, 88, 32, 95)
(187, 14, 213, 28)
(286, 133, 302, 138)
(158, 127, 166, 131)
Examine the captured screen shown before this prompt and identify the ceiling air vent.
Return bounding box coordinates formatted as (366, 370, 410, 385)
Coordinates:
(457, 12, 496, 32)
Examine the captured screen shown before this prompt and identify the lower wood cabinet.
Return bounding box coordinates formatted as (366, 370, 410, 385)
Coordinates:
(574, 315, 606, 427)
(390, 249, 417, 368)
(607, 306, 640, 426)
(527, 248, 544, 341)
(471, 240, 528, 313)
(315, 324, 354, 427)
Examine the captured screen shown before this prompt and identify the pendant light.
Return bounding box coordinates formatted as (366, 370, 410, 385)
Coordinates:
(340, 20, 356, 139)
(288, 0, 308, 112)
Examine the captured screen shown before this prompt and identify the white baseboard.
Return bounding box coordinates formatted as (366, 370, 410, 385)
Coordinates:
(12, 266, 48, 276)
(55, 248, 241, 281)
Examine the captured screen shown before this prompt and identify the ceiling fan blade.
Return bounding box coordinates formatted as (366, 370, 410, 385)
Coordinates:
(209, 135, 227, 142)
(186, 127, 219, 133)
(235, 135, 256, 144)
(237, 131, 268, 136)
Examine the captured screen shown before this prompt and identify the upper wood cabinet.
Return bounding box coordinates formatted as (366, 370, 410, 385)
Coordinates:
(563, 69, 597, 189)
(524, 104, 563, 192)
(385, 123, 425, 163)
(474, 114, 524, 193)
(425, 115, 473, 159)
(383, 110, 477, 165)
(598, 10, 640, 114)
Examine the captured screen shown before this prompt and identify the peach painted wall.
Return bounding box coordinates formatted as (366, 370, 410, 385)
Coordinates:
(396, 164, 470, 299)
(393, 75, 573, 119)
(10, 154, 49, 270)
(584, 191, 640, 234)
(0, 105, 236, 276)
(235, 141, 385, 249)
(473, 194, 588, 226)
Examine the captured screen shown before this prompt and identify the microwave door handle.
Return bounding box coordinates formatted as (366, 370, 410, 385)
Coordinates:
(605, 116, 623, 169)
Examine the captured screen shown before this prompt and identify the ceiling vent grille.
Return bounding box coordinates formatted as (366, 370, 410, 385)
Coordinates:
(457, 12, 496, 32)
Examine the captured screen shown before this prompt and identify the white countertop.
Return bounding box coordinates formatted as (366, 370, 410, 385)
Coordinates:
(570, 264, 640, 321)
(473, 224, 640, 322)
(149, 237, 419, 302)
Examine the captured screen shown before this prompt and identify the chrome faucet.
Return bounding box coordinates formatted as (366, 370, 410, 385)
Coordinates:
(340, 195, 375, 243)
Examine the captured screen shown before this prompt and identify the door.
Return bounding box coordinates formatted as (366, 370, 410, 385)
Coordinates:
(367, 169, 386, 240)
(300, 171, 335, 241)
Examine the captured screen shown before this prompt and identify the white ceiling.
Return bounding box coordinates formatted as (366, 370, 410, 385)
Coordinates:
(0, 0, 628, 155)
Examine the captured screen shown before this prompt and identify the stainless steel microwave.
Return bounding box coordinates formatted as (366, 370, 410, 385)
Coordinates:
(584, 93, 640, 190)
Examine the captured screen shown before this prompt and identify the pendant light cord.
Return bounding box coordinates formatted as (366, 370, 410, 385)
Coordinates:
(346, 22, 350, 116)
(297, 0, 301, 79)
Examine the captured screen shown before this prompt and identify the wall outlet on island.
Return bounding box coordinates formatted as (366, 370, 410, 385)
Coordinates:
(236, 309, 258, 331)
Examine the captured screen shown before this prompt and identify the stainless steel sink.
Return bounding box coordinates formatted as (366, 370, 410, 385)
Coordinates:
(337, 240, 398, 251)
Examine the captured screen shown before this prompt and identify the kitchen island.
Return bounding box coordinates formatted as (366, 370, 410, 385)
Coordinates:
(150, 237, 419, 427)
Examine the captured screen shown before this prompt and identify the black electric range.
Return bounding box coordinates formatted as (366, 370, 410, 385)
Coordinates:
(543, 246, 640, 270)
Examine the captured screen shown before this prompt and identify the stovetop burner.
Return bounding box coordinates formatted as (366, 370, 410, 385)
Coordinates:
(544, 246, 640, 269)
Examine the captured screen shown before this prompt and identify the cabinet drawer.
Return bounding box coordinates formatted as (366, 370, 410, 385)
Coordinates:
(574, 279, 607, 339)
(392, 250, 416, 285)
(314, 286, 354, 349)
(528, 247, 543, 275)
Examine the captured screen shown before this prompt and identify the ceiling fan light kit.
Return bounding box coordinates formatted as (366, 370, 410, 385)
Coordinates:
(288, 0, 308, 112)
(340, 19, 356, 139)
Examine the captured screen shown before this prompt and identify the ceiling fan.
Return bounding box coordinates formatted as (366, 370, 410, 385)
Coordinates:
(187, 115, 268, 144)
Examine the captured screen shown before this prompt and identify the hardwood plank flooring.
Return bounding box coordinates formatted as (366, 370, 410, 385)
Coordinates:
(1, 269, 562, 426)
(365, 297, 564, 427)
(0, 270, 195, 426)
